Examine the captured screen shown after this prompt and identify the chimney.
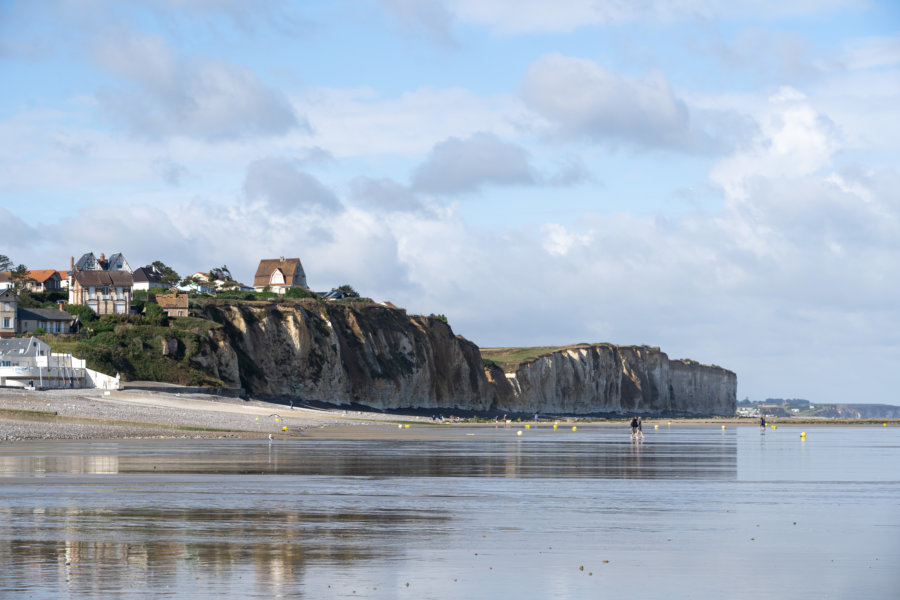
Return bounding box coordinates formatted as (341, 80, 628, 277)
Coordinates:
(59, 301, 64, 311)
(100, 252, 105, 263)
(280, 256, 284, 262)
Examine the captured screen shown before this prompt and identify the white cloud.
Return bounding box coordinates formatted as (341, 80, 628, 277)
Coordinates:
(349, 177, 429, 214)
(243, 157, 342, 214)
(521, 53, 750, 153)
(411, 132, 536, 194)
(93, 32, 303, 140)
(710, 87, 839, 201)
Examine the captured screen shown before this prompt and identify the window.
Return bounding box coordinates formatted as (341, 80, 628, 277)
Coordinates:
(2, 317, 9, 328)
(3, 302, 9, 311)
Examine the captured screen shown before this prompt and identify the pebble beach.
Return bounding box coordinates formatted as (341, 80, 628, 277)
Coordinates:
(0, 387, 388, 442)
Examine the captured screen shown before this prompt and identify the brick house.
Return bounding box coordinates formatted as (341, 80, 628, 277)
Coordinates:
(253, 257, 308, 294)
(152, 292, 189, 318)
(68, 252, 134, 315)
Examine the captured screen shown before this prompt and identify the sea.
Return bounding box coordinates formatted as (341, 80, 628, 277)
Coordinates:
(1, 424, 898, 599)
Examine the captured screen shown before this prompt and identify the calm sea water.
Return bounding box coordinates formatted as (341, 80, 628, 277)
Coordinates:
(0, 425, 897, 599)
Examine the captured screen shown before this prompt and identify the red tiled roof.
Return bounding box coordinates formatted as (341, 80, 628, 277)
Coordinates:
(26, 270, 61, 283)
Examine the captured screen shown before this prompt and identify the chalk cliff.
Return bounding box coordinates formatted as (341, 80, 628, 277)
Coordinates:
(194, 300, 494, 411)
(191, 300, 736, 416)
(487, 346, 736, 416)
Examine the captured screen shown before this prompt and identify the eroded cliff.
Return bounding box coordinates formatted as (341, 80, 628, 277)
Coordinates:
(486, 345, 736, 416)
(194, 300, 494, 410)
(191, 299, 736, 416)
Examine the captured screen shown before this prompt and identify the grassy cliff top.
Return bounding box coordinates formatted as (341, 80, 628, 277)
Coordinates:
(480, 344, 599, 373)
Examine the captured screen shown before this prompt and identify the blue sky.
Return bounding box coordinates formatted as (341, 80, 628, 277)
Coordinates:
(2, 0, 899, 404)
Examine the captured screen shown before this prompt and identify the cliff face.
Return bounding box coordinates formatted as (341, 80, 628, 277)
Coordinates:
(195, 301, 494, 410)
(490, 346, 736, 416)
(192, 300, 736, 416)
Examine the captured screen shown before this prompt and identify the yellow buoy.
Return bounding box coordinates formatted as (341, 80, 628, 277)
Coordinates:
(800, 432, 806, 438)
(398, 424, 402, 429)
(517, 430, 523, 436)
(255, 417, 259, 421)
(275, 418, 280, 423)
(654, 425, 659, 429)
(772, 425, 776, 430)
(553, 423, 558, 430)
(884, 423, 888, 427)
(525, 424, 530, 429)
(572, 426, 577, 432)
(404, 424, 410, 429)
(282, 426, 288, 432)
(721, 425, 726, 430)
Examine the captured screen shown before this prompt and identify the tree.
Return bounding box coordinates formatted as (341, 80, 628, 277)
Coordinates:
(208, 265, 233, 282)
(9, 264, 31, 292)
(334, 284, 359, 298)
(0, 254, 12, 273)
(151, 260, 181, 288)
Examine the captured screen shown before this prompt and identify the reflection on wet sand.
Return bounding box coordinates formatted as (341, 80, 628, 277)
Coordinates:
(0, 433, 738, 479)
(0, 505, 444, 596)
(5, 428, 894, 599)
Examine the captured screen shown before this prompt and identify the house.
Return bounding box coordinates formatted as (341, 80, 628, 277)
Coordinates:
(0, 336, 91, 389)
(253, 257, 308, 294)
(0, 272, 11, 291)
(23, 270, 63, 293)
(72, 252, 132, 273)
(179, 272, 253, 294)
(180, 272, 218, 295)
(70, 271, 134, 315)
(132, 265, 166, 291)
(68, 252, 134, 315)
(17, 306, 73, 334)
(151, 292, 189, 318)
(55, 269, 70, 289)
(0, 289, 16, 337)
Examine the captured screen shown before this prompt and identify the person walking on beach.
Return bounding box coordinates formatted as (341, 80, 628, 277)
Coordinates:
(759, 415, 766, 430)
(637, 416, 644, 440)
(630, 416, 639, 439)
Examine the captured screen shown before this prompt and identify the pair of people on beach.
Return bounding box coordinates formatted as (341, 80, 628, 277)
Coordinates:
(631, 415, 643, 440)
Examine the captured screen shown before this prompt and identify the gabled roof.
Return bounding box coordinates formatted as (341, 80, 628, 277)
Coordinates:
(17, 307, 72, 322)
(254, 258, 307, 288)
(133, 266, 162, 284)
(0, 288, 15, 300)
(73, 270, 134, 287)
(26, 270, 61, 283)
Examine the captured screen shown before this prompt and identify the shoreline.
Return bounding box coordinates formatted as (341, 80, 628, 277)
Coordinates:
(1, 388, 896, 443)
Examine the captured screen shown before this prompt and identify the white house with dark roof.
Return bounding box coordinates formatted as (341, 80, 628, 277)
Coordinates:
(132, 265, 166, 291)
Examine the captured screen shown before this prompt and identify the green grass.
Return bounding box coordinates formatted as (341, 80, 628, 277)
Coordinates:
(479, 345, 601, 373)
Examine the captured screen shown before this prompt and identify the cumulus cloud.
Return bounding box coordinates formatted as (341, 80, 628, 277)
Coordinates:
(710, 87, 839, 201)
(349, 177, 429, 214)
(242, 157, 342, 214)
(411, 132, 536, 194)
(93, 33, 303, 141)
(0, 208, 42, 249)
(522, 53, 748, 153)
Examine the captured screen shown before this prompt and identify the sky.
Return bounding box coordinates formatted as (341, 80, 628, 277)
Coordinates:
(1, 0, 899, 404)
